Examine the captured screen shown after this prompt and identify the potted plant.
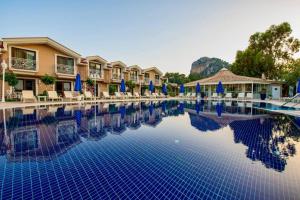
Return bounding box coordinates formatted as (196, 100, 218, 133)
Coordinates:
(41, 74, 56, 93)
(260, 88, 267, 100)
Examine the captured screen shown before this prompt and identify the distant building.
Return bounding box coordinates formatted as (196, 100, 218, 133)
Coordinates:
(185, 68, 283, 99)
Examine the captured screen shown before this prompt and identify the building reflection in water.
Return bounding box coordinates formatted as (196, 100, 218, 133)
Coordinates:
(0, 100, 299, 172)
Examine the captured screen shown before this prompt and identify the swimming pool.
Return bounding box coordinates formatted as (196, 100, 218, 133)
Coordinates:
(0, 100, 299, 199)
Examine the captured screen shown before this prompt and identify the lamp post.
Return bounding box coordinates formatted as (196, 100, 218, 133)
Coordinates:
(1, 60, 7, 103)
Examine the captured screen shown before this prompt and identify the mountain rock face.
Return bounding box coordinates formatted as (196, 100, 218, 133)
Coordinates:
(190, 57, 229, 77)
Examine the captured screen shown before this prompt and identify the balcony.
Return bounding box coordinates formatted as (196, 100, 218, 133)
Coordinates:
(57, 64, 74, 75)
(112, 74, 122, 81)
(130, 76, 139, 83)
(11, 57, 37, 71)
(89, 68, 103, 79)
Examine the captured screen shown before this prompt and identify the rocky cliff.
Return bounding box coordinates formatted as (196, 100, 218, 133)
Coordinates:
(190, 57, 229, 77)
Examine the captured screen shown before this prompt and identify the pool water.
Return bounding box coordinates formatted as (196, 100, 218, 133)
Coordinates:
(0, 100, 299, 200)
(253, 102, 300, 111)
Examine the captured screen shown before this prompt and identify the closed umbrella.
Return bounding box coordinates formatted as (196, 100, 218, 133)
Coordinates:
(216, 81, 224, 94)
(196, 83, 201, 95)
(74, 73, 82, 92)
(149, 80, 154, 94)
(120, 79, 126, 93)
(179, 84, 185, 94)
(297, 79, 300, 93)
(162, 83, 167, 95)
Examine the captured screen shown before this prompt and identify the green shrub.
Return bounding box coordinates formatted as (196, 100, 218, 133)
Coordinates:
(4, 72, 18, 87)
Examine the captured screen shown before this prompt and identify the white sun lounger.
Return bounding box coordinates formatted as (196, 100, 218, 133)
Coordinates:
(102, 92, 112, 99)
(48, 91, 63, 101)
(21, 90, 36, 102)
(134, 92, 141, 98)
(64, 91, 79, 101)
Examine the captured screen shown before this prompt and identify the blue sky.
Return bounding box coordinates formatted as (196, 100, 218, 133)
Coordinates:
(2, 0, 300, 74)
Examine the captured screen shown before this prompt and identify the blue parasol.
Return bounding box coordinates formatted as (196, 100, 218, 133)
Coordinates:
(216, 81, 224, 94)
(162, 83, 167, 95)
(297, 79, 300, 93)
(74, 73, 82, 92)
(179, 84, 185, 94)
(196, 83, 201, 95)
(149, 80, 154, 93)
(120, 79, 126, 93)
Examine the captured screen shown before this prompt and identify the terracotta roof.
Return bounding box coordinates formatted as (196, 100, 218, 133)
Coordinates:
(185, 68, 273, 86)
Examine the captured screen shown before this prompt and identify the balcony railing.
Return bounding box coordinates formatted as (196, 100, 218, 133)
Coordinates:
(57, 64, 74, 75)
(11, 57, 36, 71)
(89, 68, 103, 79)
(112, 74, 122, 81)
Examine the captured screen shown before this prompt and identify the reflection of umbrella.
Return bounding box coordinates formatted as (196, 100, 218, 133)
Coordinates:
(120, 79, 126, 93)
(196, 83, 201, 95)
(162, 83, 167, 95)
(119, 105, 126, 119)
(161, 101, 167, 113)
(195, 101, 200, 114)
(179, 84, 185, 93)
(178, 101, 184, 113)
(297, 79, 300, 93)
(74, 73, 82, 92)
(149, 102, 154, 116)
(149, 81, 154, 93)
(75, 110, 82, 127)
(216, 81, 224, 94)
(216, 103, 223, 117)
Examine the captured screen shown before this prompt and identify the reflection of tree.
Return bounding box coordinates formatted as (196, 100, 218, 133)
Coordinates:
(230, 116, 300, 172)
(188, 113, 221, 132)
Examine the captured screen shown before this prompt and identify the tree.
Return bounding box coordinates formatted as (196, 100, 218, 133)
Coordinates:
(231, 22, 300, 80)
(5, 72, 18, 88)
(41, 74, 56, 91)
(125, 80, 135, 93)
(283, 59, 300, 86)
(188, 73, 203, 82)
(164, 72, 188, 84)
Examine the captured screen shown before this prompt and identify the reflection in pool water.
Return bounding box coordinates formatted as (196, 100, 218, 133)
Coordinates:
(0, 100, 299, 199)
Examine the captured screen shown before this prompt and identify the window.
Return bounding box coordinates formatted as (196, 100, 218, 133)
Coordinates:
(130, 71, 138, 81)
(144, 73, 149, 78)
(56, 55, 74, 75)
(89, 62, 102, 78)
(11, 47, 37, 70)
(155, 74, 160, 80)
(112, 68, 122, 79)
(14, 79, 36, 94)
